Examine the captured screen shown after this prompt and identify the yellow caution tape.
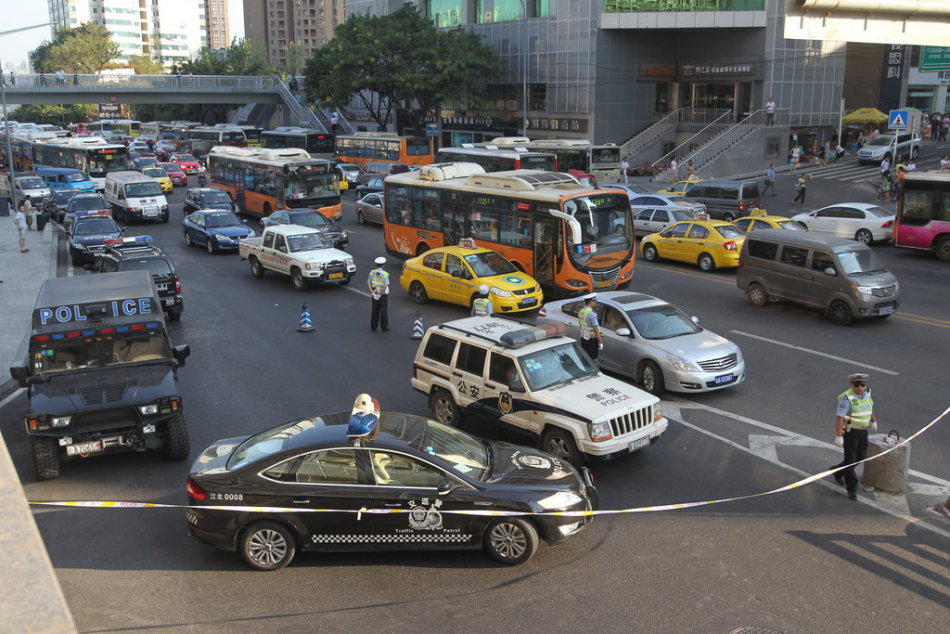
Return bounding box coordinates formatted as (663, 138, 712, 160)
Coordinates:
(30, 405, 948, 518)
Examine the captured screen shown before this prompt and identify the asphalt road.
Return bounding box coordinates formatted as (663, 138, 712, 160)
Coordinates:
(3, 156, 949, 632)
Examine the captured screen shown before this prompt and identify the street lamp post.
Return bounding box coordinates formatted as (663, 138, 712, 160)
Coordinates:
(1, 23, 53, 212)
(520, 1, 528, 137)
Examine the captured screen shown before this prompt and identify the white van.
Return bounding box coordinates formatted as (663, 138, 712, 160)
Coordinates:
(104, 171, 169, 223)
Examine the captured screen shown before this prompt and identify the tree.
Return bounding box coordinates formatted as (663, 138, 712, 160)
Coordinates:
(281, 42, 306, 78)
(8, 104, 94, 126)
(29, 23, 120, 73)
(304, 5, 500, 133)
(127, 55, 165, 75)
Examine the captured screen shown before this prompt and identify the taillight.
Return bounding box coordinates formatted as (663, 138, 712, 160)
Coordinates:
(738, 201, 746, 211)
(723, 241, 738, 251)
(538, 307, 547, 317)
(881, 220, 893, 228)
(175, 276, 182, 293)
(186, 479, 206, 501)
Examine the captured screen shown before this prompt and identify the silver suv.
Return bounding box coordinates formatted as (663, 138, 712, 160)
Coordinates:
(857, 132, 920, 164)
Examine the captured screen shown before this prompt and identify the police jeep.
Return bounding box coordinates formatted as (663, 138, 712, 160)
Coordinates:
(88, 236, 184, 321)
(411, 317, 667, 466)
(9, 271, 191, 481)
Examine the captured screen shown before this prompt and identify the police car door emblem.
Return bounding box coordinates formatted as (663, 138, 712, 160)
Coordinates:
(408, 498, 443, 530)
(498, 391, 513, 415)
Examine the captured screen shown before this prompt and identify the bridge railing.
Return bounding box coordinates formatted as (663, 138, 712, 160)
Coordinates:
(0, 73, 282, 91)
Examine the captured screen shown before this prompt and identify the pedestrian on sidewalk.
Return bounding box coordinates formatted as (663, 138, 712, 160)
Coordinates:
(620, 157, 630, 184)
(21, 195, 35, 230)
(762, 164, 777, 197)
(790, 144, 801, 172)
(793, 174, 809, 205)
(765, 97, 776, 126)
(13, 205, 29, 252)
(830, 373, 877, 501)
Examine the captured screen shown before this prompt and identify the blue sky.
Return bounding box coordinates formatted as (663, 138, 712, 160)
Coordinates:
(0, 0, 245, 71)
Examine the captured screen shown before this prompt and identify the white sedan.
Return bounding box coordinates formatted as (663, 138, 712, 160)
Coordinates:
(790, 203, 894, 244)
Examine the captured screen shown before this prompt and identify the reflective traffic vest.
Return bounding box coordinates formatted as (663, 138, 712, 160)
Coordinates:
(838, 388, 873, 428)
(472, 297, 492, 316)
(369, 268, 389, 291)
(578, 306, 595, 340)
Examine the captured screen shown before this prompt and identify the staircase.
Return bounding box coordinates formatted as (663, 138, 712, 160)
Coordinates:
(618, 108, 682, 165)
(674, 109, 780, 180)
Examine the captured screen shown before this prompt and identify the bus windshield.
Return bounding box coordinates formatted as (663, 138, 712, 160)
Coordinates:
(564, 193, 634, 266)
(89, 152, 127, 177)
(285, 167, 337, 204)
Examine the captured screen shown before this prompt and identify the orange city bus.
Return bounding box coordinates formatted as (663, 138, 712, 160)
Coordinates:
(334, 132, 434, 167)
(207, 146, 343, 222)
(383, 163, 636, 297)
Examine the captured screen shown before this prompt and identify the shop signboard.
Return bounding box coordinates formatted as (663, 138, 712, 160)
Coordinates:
(920, 47, 950, 72)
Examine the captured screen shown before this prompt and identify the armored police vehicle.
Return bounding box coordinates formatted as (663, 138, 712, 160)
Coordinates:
(9, 271, 192, 480)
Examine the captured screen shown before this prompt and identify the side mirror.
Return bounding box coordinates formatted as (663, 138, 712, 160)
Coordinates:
(10, 366, 29, 388)
(824, 267, 836, 276)
(615, 327, 631, 337)
(437, 479, 458, 496)
(173, 344, 190, 367)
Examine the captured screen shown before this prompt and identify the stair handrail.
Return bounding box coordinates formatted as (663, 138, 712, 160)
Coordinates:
(618, 107, 683, 160)
(651, 108, 732, 169)
(679, 108, 767, 177)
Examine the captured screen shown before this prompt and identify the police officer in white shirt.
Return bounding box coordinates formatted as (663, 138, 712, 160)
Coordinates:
(367, 256, 390, 332)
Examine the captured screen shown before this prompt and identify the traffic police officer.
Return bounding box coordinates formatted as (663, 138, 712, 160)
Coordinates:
(831, 373, 877, 500)
(368, 256, 390, 332)
(471, 285, 493, 317)
(577, 293, 603, 362)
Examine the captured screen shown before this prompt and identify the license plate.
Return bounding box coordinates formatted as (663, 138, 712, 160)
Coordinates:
(328, 272, 343, 279)
(596, 279, 613, 288)
(66, 440, 103, 456)
(629, 436, 650, 452)
(714, 373, 734, 385)
(879, 306, 894, 315)
(520, 297, 538, 306)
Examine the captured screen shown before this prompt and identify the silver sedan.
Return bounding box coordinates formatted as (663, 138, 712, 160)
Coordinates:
(539, 291, 745, 395)
(355, 192, 384, 225)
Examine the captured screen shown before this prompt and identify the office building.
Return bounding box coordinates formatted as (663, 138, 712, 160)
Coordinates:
(206, 0, 231, 50)
(244, 0, 346, 69)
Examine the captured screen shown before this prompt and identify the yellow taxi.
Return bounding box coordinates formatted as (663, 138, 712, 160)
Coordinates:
(732, 209, 808, 233)
(657, 179, 705, 196)
(400, 240, 544, 313)
(141, 167, 173, 194)
(640, 218, 746, 272)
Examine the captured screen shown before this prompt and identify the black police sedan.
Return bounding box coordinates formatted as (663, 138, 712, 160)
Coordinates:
(187, 411, 596, 570)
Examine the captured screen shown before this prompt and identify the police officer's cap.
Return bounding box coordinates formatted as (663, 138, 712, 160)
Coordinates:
(848, 373, 870, 383)
(479, 284, 490, 295)
(374, 256, 386, 265)
(584, 293, 597, 301)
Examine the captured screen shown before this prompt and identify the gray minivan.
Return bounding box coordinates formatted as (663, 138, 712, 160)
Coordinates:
(736, 229, 899, 325)
(685, 180, 761, 221)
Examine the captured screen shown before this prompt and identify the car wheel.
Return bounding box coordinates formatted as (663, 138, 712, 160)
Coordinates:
(747, 282, 769, 307)
(409, 281, 429, 304)
(239, 521, 296, 571)
(206, 239, 216, 254)
(854, 229, 873, 244)
(31, 436, 60, 481)
(356, 209, 365, 225)
(249, 257, 265, 278)
(698, 252, 717, 272)
(827, 300, 853, 326)
(642, 243, 659, 262)
(162, 413, 189, 460)
(429, 388, 465, 427)
(291, 268, 308, 291)
(640, 360, 666, 396)
(722, 213, 735, 222)
(184, 232, 193, 247)
(541, 427, 582, 466)
(935, 235, 950, 262)
(483, 519, 538, 566)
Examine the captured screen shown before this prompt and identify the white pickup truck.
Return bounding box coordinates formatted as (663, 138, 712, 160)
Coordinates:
(238, 225, 357, 290)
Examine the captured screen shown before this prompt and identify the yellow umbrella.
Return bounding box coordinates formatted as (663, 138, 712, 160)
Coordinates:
(842, 107, 889, 124)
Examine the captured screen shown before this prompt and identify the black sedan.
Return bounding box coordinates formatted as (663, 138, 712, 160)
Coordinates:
(44, 189, 80, 223)
(355, 177, 384, 198)
(187, 410, 596, 570)
(183, 187, 238, 215)
(260, 209, 348, 249)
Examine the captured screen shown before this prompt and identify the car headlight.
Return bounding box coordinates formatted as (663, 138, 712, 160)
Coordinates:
(490, 287, 512, 297)
(71, 242, 86, 250)
(537, 491, 584, 510)
(666, 353, 699, 372)
(305, 262, 324, 271)
(590, 420, 613, 442)
(138, 404, 159, 415)
(51, 415, 72, 428)
(853, 285, 875, 296)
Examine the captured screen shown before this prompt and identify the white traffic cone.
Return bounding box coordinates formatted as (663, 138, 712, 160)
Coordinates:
(410, 312, 424, 339)
(297, 303, 314, 333)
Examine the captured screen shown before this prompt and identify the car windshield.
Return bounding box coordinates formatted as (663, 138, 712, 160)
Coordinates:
(668, 196, 694, 207)
(73, 217, 119, 235)
(177, 155, 197, 162)
(65, 172, 88, 182)
(201, 191, 232, 205)
(287, 232, 330, 252)
(70, 196, 108, 211)
(143, 168, 167, 178)
(287, 212, 330, 228)
(463, 251, 517, 277)
(838, 249, 887, 275)
(777, 220, 808, 231)
(626, 304, 701, 340)
(30, 331, 170, 375)
(867, 136, 893, 146)
(518, 342, 599, 391)
(713, 224, 745, 239)
(339, 164, 359, 173)
(158, 164, 181, 173)
(125, 182, 163, 197)
(205, 212, 242, 228)
(565, 193, 634, 267)
(404, 417, 490, 480)
(21, 177, 46, 189)
(54, 191, 78, 204)
(670, 209, 693, 222)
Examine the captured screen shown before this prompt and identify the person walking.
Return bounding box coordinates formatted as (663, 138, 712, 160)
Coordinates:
(830, 373, 877, 501)
(368, 256, 390, 332)
(471, 285, 493, 317)
(878, 173, 892, 202)
(793, 174, 809, 205)
(21, 195, 35, 230)
(620, 157, 630, 184)
(9, 70, 14, 87)
(790, 144, 801, 172)
(765, 97, 776, 126)
(668, 156, 678, 185)
(762, 164, 777, 197)
(880, 156, 890, 178)
(577, 293, 603, 363)
(330, 111, 339, 133)
(13, 204, 29, 252)
(686, 160, 695, 178)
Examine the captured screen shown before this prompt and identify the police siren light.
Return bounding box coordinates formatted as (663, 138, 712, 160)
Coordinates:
(499, 322, 567, 348)
(347, 393, 381, 441)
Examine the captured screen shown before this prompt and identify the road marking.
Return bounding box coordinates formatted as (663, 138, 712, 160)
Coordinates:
(895, 312, 950, 329)
(0, 388, 25, 409)
(729, 329, 900, 375)
(748, 433, 826, 462)
(638, 261, 735, 285)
